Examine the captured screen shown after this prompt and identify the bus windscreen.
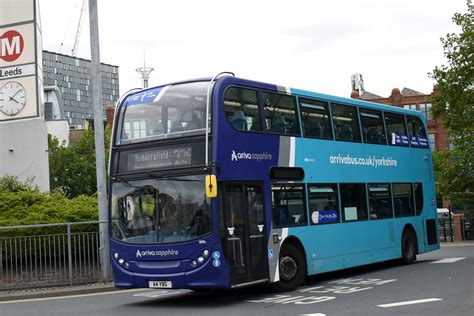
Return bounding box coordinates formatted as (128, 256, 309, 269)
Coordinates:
(110, 175, 211, 244)
(118, 81, 209, 144)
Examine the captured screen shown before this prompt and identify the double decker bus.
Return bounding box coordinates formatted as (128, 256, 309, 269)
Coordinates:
(109, 73, 439, 292)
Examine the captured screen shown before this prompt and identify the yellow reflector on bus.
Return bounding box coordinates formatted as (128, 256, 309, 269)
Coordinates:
(205, 175, 217, 198)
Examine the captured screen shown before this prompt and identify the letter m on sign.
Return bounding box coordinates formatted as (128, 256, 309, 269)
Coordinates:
(0, 30, 24, 62)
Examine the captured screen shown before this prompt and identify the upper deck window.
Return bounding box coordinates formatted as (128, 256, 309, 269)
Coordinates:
(407, 116, 429, 148)
(118, 81, 209, 144)
(262, 92, 300, 136)
(299, 98, 333, 139)
(360, 108, 387, 145)
(331, 103, 361, 142)
(223, 87, 261, 131)
(384, 112, 409, 146)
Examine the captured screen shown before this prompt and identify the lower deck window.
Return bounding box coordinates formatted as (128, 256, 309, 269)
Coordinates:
(272, 184, 307, 227)
(393, 183, 415, 217)
(308, 184, 340, 224)
(368, 183, 393, 220)
(414, 183, 423, 215)
(340, 183, 367, 222)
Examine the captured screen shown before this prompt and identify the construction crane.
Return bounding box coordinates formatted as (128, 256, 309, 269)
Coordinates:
(71, 0, 87, 57)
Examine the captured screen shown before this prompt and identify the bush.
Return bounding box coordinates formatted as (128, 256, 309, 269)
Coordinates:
(0, 176, 98, 237)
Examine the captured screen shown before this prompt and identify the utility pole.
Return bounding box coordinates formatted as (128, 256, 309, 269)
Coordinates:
(88, 0, 110, 282)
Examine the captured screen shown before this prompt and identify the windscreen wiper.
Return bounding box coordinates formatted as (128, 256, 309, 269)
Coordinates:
(145, 171, 203, 182)
(111, 176, 142, 188)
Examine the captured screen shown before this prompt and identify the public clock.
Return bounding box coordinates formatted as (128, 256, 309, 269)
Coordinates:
(0, 81, 27, 116)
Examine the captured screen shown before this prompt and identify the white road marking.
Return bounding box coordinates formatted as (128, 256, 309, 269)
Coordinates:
(0, 288, 146, 305)
(431, 257, 466, 264)
(300, 313, 326, 316)
(377, 298, 443, 308)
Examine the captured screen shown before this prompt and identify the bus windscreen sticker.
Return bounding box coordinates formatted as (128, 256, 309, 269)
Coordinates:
(311, 210, 338, 224)
(392, 133, 409, 146)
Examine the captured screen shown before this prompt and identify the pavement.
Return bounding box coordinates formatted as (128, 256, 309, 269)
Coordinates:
(0, 282, 118, 302)
(0, 241, 472, 303)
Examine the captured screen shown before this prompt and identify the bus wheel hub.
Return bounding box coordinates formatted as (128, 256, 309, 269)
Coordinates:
(280, 256, 297, 281)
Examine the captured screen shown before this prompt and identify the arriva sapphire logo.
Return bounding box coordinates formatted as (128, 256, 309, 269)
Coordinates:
(135, 249, 179, 258)
(231, 150, 272, 162)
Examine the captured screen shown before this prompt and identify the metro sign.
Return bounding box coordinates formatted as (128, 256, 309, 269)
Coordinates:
(0, 30, 24, 62)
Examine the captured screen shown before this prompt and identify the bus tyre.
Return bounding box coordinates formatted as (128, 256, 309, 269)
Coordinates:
(401, 229, 417, 264)
(274, 244, 305, 292)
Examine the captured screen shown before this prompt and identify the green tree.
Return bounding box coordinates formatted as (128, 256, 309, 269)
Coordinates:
(430, 0, 474, 213)
(48, 128, 111, 197)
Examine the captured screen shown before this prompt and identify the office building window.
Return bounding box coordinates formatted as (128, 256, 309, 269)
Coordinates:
(420, 103, 432, 119)
(429, 133, 436, 151)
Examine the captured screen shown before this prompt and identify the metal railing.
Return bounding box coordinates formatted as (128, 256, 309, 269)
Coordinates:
(0, 221, 109, 291)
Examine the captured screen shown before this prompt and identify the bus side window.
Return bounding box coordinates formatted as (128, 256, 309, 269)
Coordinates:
(385, 112, 408, 146)
(299, 98, 333, 140)
(340, 183, 367, 222)
(224, 86, 261, 131)
(331, 103, 361, 142)
(308, 184, 339, 225)
(407, 116, 428, 147)
(414, 183, 423, 216)
(393, 183, 415, 217)
(272, 184, 307, 227)
(263, 92, 300, 136)
(368, 183, 393, 220)
(360, 108, 387, 145)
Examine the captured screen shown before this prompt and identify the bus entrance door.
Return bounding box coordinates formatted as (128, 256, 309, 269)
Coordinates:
(220, 183, 268, 285)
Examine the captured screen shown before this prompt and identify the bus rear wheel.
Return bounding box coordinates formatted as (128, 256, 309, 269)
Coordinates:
(274, 244, 305, 292)
(401, 228, 417, 264)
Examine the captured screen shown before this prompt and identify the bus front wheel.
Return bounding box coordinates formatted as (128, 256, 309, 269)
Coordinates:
(401, 228, 417, 264)
(274, 244, 305, 292)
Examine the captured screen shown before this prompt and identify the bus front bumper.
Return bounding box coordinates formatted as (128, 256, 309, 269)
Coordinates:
(111, 252, 229, 289)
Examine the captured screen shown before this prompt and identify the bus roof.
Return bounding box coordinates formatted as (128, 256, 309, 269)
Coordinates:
(120, 75, 427, 120)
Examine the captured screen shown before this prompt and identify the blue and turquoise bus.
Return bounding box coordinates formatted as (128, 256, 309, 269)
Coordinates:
(109, 73, 439, 292)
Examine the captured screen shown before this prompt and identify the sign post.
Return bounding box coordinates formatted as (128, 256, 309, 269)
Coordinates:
(88, 0, 110, 282)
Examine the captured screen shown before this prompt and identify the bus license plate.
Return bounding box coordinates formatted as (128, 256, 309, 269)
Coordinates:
(149, 281, 172, 288)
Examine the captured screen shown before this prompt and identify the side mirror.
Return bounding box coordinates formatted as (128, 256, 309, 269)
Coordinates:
(205, 175, 217, 198)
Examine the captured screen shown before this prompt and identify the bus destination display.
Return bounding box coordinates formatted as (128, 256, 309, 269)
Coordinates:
(128, 147, 192, 171)
(116, 141, 205, 174)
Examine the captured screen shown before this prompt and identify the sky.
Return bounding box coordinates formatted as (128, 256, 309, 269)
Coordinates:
(38, 0, 467, 98)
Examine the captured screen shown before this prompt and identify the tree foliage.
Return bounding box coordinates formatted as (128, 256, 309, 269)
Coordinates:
(430, 1, 474, 212)
(48, 128, 111, 197)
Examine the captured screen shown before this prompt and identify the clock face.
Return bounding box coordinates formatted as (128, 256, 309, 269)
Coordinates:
(0, 81, 27, 116)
